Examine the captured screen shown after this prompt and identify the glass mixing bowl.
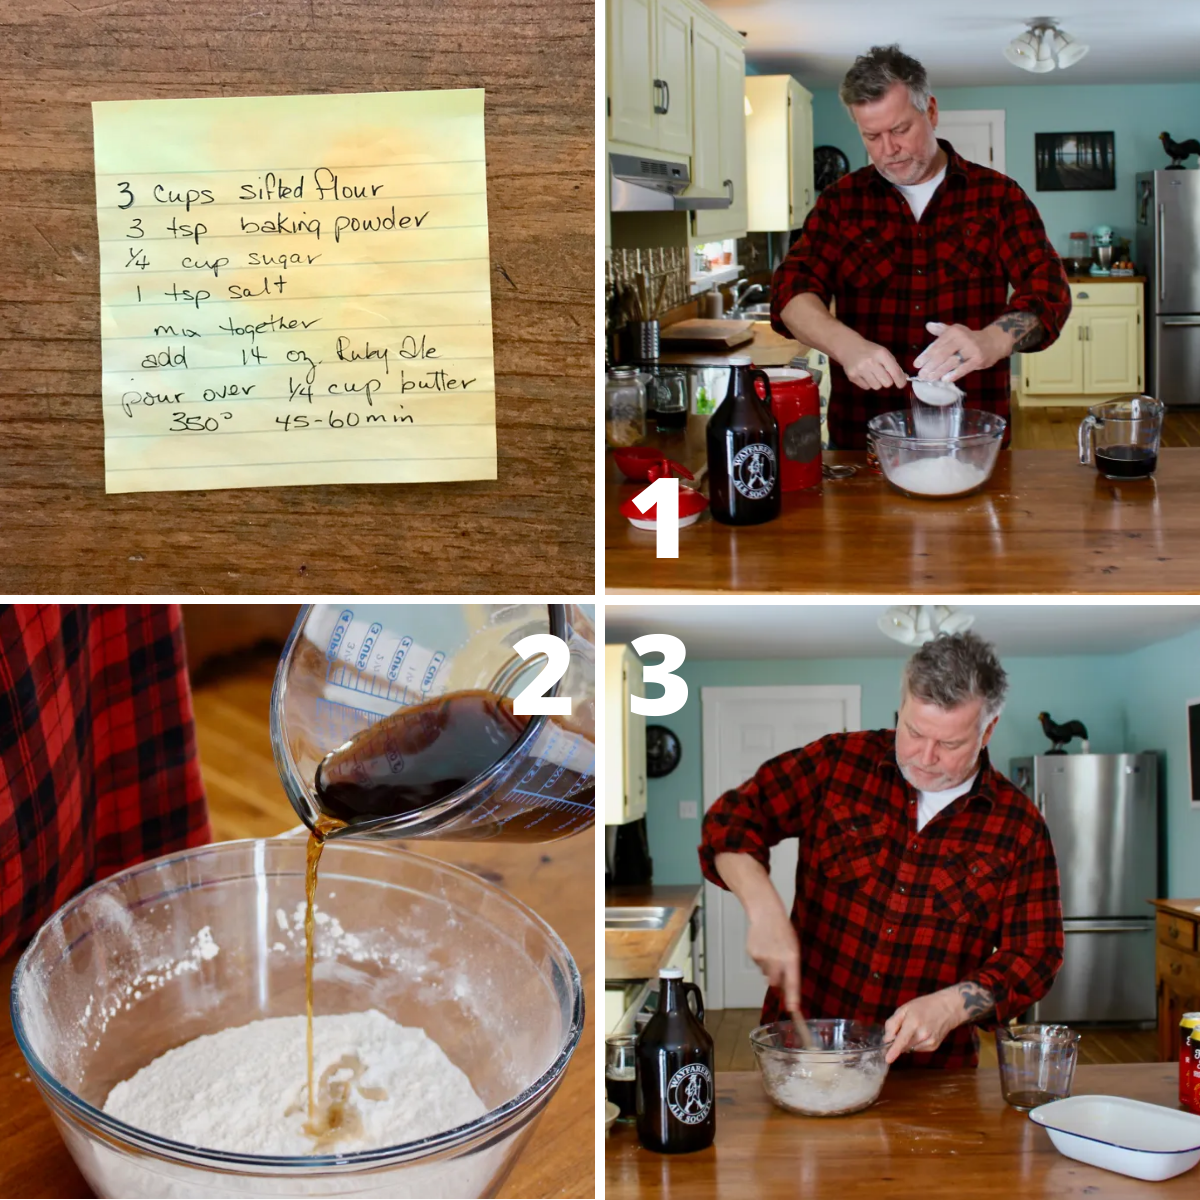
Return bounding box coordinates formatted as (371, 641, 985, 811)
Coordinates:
(11, 838, 583, 1198)
(868, 410, 1006, 500)
(750, 1019, 890, 1117)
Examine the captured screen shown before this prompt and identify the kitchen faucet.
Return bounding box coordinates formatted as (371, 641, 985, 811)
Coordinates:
(728, 279, 766, 318)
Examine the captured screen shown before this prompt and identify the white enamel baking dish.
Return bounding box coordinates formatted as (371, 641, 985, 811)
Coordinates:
(1029, 1095, 1200, 1182)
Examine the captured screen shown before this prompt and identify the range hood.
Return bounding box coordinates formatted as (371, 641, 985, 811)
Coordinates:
(610, 153, 733, 212)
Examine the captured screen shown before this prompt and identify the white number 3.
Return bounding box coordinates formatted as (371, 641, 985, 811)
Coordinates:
(630, 634, 688, 716)
(513, 634, 572, 715)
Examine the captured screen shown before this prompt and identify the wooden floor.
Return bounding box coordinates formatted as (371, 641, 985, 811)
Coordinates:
(1011, 402, 1200, 450)
(709, 1008, 1158, 1072)
(188, 649, 596, 1200)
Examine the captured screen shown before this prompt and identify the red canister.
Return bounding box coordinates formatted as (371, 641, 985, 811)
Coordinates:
(1182, 1013, 1200, 1109)
(754, 369, 821, 491)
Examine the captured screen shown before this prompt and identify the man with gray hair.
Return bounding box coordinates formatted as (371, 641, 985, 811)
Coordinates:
(700, 632, 1063, 1068)
(768, 45, 1071, 449)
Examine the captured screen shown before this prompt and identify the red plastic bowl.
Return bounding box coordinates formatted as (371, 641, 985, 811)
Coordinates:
(612, 446, 694, 482)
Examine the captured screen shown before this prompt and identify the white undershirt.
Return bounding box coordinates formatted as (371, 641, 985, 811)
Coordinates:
(916, 771, 978, 832)
(894, 164, 947, 221)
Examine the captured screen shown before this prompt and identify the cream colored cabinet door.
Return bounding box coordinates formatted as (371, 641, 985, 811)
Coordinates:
(604, 645, 647, 825)
(655, 0, 693, 157)
(608, 0, 656, 150)
(788, 79, 814, 229)
(689, 10, 722, 202)
(1024, 318, 1085, 393)
(692, 15, 746, 240)
(1085, 307, 1142, 393)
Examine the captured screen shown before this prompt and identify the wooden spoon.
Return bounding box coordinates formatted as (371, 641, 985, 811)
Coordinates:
(790, 1009, 815, 1050)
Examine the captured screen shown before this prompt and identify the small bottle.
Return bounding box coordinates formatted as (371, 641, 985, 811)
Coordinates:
(705, 358, 781, 526)
(635, 968, 715, 1154)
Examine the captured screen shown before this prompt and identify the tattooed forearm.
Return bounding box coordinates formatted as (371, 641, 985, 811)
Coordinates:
(956, 982, 996, 1020)
(990, 310, 1044, 352)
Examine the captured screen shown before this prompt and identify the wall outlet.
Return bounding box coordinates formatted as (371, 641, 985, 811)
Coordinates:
(679, 800, 699, 820)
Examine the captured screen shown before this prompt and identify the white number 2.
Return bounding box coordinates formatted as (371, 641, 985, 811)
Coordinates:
(513, 634, 572, 715)
(630, 634, 688, 716)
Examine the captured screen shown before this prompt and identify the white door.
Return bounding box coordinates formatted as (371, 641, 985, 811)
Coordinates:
(701, 685, 861, 1009)
(937, 109, 1005, 176)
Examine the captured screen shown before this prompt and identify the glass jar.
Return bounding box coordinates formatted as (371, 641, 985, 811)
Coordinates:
(1067, 232, 1090, 274)
(606, 365, 647, 448)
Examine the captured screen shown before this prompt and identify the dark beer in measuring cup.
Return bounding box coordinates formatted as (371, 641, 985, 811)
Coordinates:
(706, 358, 781, 526)
(635, 967, 715, 1153)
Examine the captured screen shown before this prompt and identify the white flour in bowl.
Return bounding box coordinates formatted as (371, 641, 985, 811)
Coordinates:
(762, 1057, 887, 1116)
(103, 1010, 485, 1156)
(888, 456, 988, 496)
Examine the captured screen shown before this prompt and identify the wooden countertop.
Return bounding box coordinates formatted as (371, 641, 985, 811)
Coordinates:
(606, 448, 1200, 594)
(657, 323, 806, 368)
(1065, 275, 1146, 283)
(1, 830, 594, 1199)
(1153, 898, 1200, 920)
(606, 1065, 1196, 1198)
(0, 0, 592, 594)
(606, 885, 703, 982)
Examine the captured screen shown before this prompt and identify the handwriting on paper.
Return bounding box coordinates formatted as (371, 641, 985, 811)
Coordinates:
(92, 89, 496, 494)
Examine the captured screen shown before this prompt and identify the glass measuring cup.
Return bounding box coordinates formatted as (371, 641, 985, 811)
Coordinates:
(270, 604, 595, 842)
(995, 1024, 1081, 1111)
(1078, 396, 1164, 479)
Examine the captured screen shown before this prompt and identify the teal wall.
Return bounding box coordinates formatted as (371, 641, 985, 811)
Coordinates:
(807, 82, 1200, 253)
(1123, 626, 1200, 898)
(643, 646, 1199, 895)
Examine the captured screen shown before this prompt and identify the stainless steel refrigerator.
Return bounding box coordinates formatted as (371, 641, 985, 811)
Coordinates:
(1136, 171, 1200, 408)
(1010, 754, 1158, 1024)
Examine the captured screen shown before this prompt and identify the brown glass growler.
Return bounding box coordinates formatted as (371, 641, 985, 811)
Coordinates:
(706, 357, 781, 525)
(635, 967, 715, 1153)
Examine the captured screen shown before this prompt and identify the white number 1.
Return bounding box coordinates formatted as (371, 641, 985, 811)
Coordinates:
(630, 634, 688, 716)
(632, 476, 679, 559)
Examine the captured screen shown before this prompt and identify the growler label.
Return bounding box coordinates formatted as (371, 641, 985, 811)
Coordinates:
(731, 443, 776, 500)
(666, 1062, 713, 1124)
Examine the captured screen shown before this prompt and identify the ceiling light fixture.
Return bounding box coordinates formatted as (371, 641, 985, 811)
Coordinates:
(878, 605, 975, 646)
(1004, 18, 1089, 74)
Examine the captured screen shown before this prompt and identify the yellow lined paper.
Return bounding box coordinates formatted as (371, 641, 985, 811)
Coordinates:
(92, 89, 496, 494)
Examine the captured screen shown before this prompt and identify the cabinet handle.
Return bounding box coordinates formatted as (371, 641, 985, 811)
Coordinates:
(653, 79, 668, 116)
(805, 188, 811, 206)
(1169, 923, 1180, 939)
(1171, 961, 1183, 975)
(1077, 291, 1089, 299)
(1078, 326, 1084, 341)
(724, 178, 734, 204)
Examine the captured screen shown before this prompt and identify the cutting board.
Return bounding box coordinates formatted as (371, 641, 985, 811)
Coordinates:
(660, 319, 756, 349)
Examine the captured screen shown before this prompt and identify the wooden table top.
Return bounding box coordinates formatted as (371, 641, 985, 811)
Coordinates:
(606, 448, 1200, 594)
(1152, 898, 1200, 921)
(606, 1065, 1197, 1199)
(0, 830, 594, 1199)
(605, 884, 703, 982)
(0, 0, 592, 593)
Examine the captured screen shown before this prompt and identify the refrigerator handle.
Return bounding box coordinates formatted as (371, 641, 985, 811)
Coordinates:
(1163, 319, 1200, 327)
(1063, 925, 1153, 935)
(1037, 791, 1046, 814)
(1159, 204, 1166, 304)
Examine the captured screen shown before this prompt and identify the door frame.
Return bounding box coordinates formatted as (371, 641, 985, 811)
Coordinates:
(700, 684, 862, 1009)
(936, 109, 1006, 176)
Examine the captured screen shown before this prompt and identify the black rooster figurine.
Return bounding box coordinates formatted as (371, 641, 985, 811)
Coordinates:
(1038, 712, 1089, 755)
(1160, 132, 1200, 170)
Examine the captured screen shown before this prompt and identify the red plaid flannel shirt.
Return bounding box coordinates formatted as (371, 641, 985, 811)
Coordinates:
(0, 605, 210, 958)
(699, 729, 1063, 1068)
(770, 140, 1071, 450)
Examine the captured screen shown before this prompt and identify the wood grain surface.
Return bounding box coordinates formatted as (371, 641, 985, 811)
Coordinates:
(606, 448, 1200, 594)
(0, 0, 593, 594)
(605, 1065, 1199, 1199)
(605, 884, 703, 982)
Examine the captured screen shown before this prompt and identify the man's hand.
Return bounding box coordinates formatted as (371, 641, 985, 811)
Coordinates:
(914, 321, 1010, 384)
(745, 903, 802, 1016)
(713, 851, 802, 1015)
(883, 981, 996, 1064)
(839, 335, 908, 391)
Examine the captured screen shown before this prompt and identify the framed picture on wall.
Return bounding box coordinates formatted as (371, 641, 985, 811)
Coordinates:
(1188, 698, 1200, 808)
(1036, 131, 1116, 190)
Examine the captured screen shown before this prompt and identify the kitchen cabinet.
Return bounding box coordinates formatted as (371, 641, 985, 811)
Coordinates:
(605, 644, 647, 825)
(1152, 898, 1200, 1063)
(606, 0, 692, 158)
(1020, 280, 1144, 404)
(689, 8, 746, 242)
(744, 75, 814, 233)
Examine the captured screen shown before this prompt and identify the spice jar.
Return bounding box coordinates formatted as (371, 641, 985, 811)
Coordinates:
(606, 365, 648, 448)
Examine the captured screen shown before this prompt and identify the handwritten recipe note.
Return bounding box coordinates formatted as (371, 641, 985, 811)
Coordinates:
(92, 89, 496, 493)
